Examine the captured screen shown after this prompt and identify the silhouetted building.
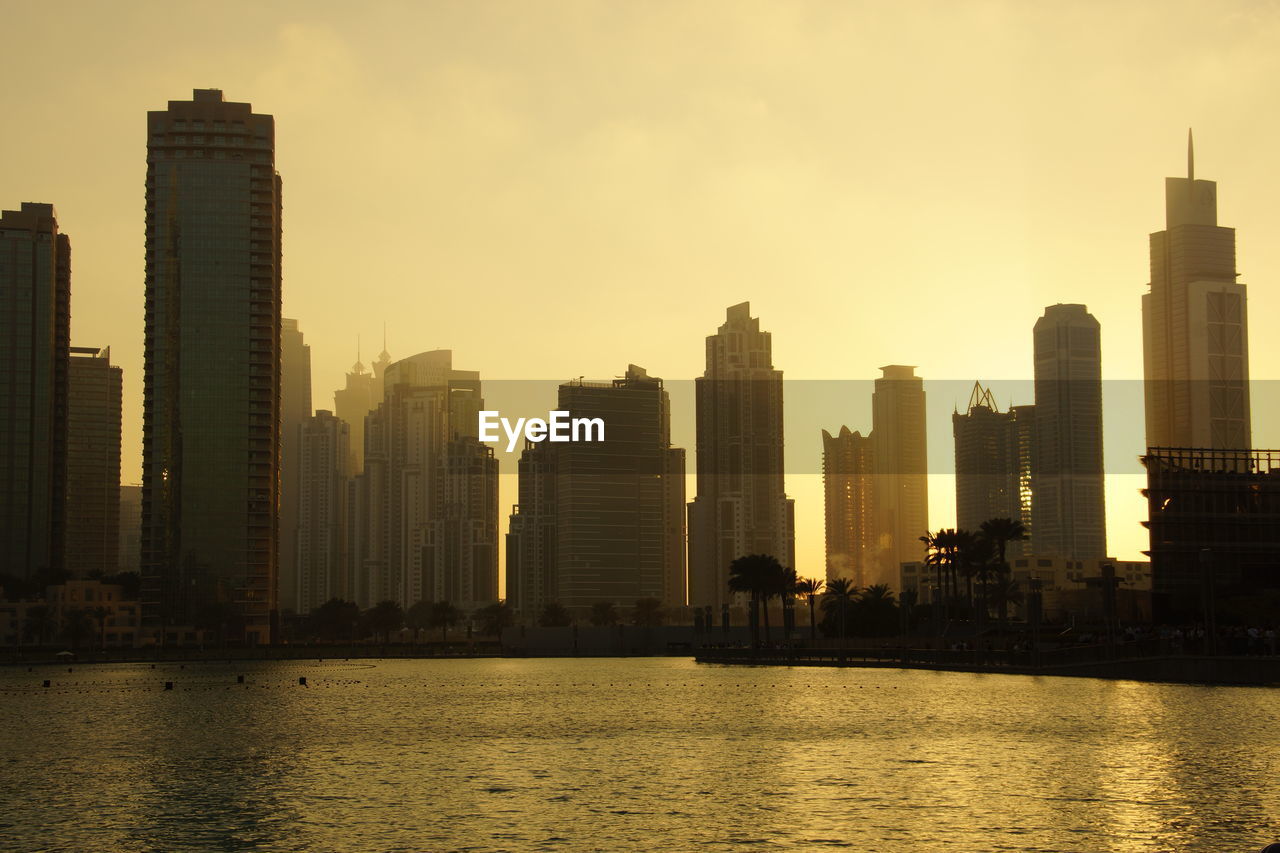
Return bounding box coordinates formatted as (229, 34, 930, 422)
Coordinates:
(1143, 133, 1251, 451)
(0, 203, 69, 579)
(65, 347, 122, 576)
(334, 337, 391, 475)
(952, 381, 1032, 549)
(688, 304, 794, 609)
(821, 426, 876, 585)
(352, 350, 497, 610)
(872, 365, 928, 588)
(119, 485, 142, 574)
(507, 366, 686, 618)
(296, 410, 349, 615)
(1032, 305, 1106, 560)
(141, 89, 282, 644)
(1142, 447, 1280, 621)
(279, 318, 312, 613)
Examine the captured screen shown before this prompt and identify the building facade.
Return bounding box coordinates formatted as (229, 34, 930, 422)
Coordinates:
(0, 203, 70, 579)
(65, 347, 122, 576)
(351, 350, 497, 610)
(1142, 134, 1251, 451)
(279, 318, 312, 612)
(296, 410, 349, 615)
(1142, 447, 1280, 622)
(507, 366, 686, 619)
(141, 89, 282, 644)
(1032, 304, 1106, 560)
(871, 365, 928, 588)
(821, 426, 876, 585)
(952, 381, 1032, 549)
(688, 303, 794, 610)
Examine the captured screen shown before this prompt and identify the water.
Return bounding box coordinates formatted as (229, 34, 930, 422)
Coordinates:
(1, 658, 1276, 852)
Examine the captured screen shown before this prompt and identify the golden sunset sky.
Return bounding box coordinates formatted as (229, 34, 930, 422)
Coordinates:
(4, 0, 1279, 578)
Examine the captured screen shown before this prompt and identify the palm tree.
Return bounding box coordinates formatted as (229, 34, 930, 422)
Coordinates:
(589, 601, 618, 627)
(91, 606, 111, 651)
(405, 600, 433, 645)
(728, 554, 783, 647)
(859, 583, 898, 636)
(822, 578, 859, 647)
(979, 517, 1027, 572)
(429, 601, 461, 644)
(61, 608, 94, 650)
(474, 601, 515, 637)
(366, 600, 403, 644)
(24, 605, 56, 646)
(987, 576, 1024, 628)
(539, 602, 572, 627)
(794, 577, 824, 644)
(632, 598, 664, 627)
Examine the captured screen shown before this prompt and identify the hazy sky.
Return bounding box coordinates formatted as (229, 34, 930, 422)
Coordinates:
(5, 0, 1279, 575)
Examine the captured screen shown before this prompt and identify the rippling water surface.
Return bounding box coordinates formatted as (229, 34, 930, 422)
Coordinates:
(1, 658, 1277, 852)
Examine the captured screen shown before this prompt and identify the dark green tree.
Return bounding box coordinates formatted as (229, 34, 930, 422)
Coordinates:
(405, 600, 433, 645)
(794, 577, 824, 644)
(632, 598, 664, 627)
(539, 602, 572, 628)
(589, 601, 619, 627)
(366, 600, 404, 643)
(429, 601, 461, 643)
(474, 601, 515, 637)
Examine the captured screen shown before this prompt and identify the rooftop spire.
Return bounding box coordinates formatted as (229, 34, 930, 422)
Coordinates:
(1188, 127, 1194, 181)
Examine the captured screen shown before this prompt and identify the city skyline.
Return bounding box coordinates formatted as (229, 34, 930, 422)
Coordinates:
(6, 4, 1280, 581)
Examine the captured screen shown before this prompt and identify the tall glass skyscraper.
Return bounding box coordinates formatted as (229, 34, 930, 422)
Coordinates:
(688, 303, 794, 609)
(141, 90, 282, 644)
(1032, 304, 1106, 560)
(0, 203, 69, 579)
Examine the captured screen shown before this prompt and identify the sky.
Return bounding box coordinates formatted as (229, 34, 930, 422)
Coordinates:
(4, 0, 1280, 577)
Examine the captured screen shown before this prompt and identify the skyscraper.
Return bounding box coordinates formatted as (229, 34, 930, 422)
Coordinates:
(952, 381, 1032, 545)
(296, 410, 349, 614)
(65, 347, 122, 576)
(279, 318, 312, 612)
(141, 90, 282, 644)
(334, 337, 390, 475)
(688, 303, 794, 610)
(352, 350, 496, 609)
(1032, 304, 1106, 560)
(821, 426, 876, 585)
(0, 202, 69, 579)
(871, 365, 928, 588)
(1142, 132, 1251, 450)
(507, 366, 686, 618)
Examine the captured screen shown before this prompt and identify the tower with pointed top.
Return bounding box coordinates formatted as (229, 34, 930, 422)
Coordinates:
(1142, 132, 1251, 450)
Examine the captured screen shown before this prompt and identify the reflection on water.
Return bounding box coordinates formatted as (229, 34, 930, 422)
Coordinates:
(1, 659, 1276, 852)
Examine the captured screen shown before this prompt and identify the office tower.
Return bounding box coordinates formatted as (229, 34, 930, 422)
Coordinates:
(65, 347, 122, 576)
(0, 202, 69, 579)
(1142, 132, 1251, 450)
(871, 365, 928, 588)
(1143, 447, 1280, 621)
(279, 318, 312, 612)
(352, 350, 497, 609)
(821, 426, 876, 585)
(296, 410, 349, 614)
(119, 485, 142, 573)
(688, 303, 794, 610)
(952, 381, 1032, 549)
(507, 366, 686, 618)
(1032, 304, 1106, 560)
(334, 338, 390, 475)
(142, 89, 282, 644)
